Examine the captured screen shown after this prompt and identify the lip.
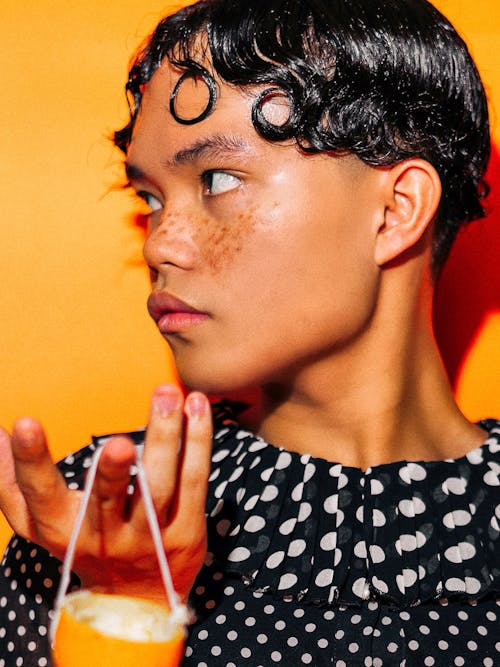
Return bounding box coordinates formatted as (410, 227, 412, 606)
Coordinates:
(147, 291, 209, 334)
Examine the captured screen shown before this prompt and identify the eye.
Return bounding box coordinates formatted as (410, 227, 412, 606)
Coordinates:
(137, 191, 163, 213)
(202, 171, 241, 196)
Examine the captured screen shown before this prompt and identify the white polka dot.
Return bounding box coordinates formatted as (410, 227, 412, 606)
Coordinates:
(316, 569, 334, 587)
(244, 515, 266, 533)
(279, 518, 296, 535)
(324, 494, 338, 514)
(338, 473, 349, 489)
(444, 477, 467, 494)
(244, 494, 260, 511)
(301, 654, 313, 664)
(298, 502, 312, 522)
(399, 497, 426, 516)
(444, 542, 476, 563)
(370, 479, 384, 495)
(484, 470, 499, 486)
(352, 578, 368, 598)
(266, 551, 285, 569)
(287, 636, 299, 647)
(372, 509, 386, 527)
(443, 510, 472, 528)
(275, 452, 292, 469)
(241, 647, 252, 658)
(257, 634, 268, 644)
(261, 484, 279, 502)
(278, 573, 298, 590)
(288, 539, 307, 557)
(354, 541, 367, 558)
(396, 568, 418, 593)
(372, 577, 389, 594)
(271, 651, 282, 661)
(387, 642, 399, 653)
(304, 463, 316, 482)
(407, 462, 427, 481)
(369, 545, 386, 564)
(465, 577, 482, 594)
(227, 546, 251, 563)
(320, 532, 337, 551)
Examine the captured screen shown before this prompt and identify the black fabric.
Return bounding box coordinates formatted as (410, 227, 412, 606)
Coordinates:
(1, 403, 499, 666)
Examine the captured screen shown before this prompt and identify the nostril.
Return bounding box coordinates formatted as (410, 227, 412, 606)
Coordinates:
(148, 266, 159, 285)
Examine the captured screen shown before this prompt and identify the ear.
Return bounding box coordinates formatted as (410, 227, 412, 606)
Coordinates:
(374, 159, 442, 266)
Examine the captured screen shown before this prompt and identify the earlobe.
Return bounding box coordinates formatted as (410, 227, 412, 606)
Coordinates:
(374, 160, 442, 266)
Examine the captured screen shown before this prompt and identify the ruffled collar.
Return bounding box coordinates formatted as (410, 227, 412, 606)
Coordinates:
(205, 401, 500, 608)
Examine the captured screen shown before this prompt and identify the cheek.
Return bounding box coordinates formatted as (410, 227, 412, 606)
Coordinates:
(195, 205, 259, 274)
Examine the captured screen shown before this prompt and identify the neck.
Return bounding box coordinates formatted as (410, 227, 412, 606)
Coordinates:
(238, 265, 484, 469)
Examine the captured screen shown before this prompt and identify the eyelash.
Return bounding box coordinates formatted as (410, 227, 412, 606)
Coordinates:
(119, 168, 242, 213)
(201, 170, 242, 197)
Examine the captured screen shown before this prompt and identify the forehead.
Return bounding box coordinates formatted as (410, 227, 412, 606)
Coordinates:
(127, 59, 294, 166)
(129, 61, 257, 153)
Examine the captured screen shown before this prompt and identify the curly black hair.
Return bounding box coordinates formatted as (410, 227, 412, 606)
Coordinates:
(114, 0, 490, 275)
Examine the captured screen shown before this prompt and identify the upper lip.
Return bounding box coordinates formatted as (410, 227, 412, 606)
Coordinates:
(147, 291, 205, 322)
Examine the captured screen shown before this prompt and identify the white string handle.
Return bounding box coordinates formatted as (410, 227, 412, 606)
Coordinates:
(50, 443, 183, 644)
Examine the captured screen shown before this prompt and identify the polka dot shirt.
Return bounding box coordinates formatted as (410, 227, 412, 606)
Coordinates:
(1, 403, 499, 665)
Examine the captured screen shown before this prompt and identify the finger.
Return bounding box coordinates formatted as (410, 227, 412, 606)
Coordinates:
(170, 392, 212, 527)
(134, 384, 185, 524)
(86, 436, 137, 533)
(10, 417, 72, 540)
(0, 427, 30, 535)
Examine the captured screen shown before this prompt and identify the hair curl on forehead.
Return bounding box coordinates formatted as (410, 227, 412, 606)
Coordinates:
(115, 0, 490, 276)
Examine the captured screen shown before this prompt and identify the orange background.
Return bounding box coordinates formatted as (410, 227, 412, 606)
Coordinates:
(1, 0, 499, 551)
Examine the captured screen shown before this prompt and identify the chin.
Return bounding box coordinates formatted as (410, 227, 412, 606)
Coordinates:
(174, 361, 260, 399)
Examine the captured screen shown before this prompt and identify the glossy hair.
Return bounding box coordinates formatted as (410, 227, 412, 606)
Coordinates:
(114, 0, 490, 274)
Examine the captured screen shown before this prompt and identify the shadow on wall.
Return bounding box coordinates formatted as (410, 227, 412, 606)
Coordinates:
(434, 143, 500, 388)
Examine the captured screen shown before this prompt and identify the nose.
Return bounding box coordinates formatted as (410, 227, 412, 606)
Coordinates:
(143, 209, 199, 281)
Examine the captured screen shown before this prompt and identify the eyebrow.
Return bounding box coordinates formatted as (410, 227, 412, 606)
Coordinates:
(166, 134, 252, 167)
(125, 134, 252, 181)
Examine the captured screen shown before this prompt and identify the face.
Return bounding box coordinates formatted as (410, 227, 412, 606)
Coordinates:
(126, 60, 385, 394)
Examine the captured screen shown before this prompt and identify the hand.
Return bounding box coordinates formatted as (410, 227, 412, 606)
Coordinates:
(0, 385, 213, 605)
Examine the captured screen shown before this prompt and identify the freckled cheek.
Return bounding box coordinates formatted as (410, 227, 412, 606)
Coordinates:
(194, 206, 260, 274)
(145, 205, 268, 275)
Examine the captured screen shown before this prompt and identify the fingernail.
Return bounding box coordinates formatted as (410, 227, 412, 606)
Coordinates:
(185, 392, 208, 418)
(153, 386, 181, 417)
(13, 418, 38, 448)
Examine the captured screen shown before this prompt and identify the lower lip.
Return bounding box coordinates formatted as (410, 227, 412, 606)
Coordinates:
(156, 312, 209, 334)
